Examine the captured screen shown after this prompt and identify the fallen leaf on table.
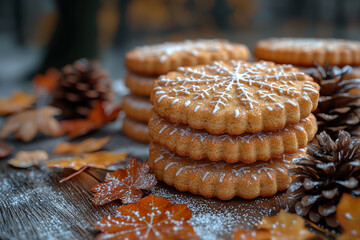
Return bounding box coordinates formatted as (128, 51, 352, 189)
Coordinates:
(0, 140, 13, 158)
(94, 194, 198, 240)
(0, 91, 36, 116)
(0, 106, 62, 142)
(53, 136, 111, 155)
(91, 157, 157, 205)
(8, 150, 49, 168)
(336, 193, 360, 240)
(233, 210, 324, 240)
(47, 151, 128, 170)
(47, 151, 128, 183)
(60, 101, 121, 139)
(33, 68, 59, 93)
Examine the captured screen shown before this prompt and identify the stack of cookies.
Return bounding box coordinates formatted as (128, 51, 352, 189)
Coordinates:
(122, 39, 250, 142)
(148, 60, 320, 200)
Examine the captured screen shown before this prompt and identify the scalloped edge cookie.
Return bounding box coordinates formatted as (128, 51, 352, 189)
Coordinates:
(151, 60, 319, 135)
(149, 143, 306, 200)
(126, 39, 250, 75)
(122, 117, 150, 143)
(122, 94, 152, 123)
(125, 72, 158, 97)
(254, 38, 360, 66)
(148, 112, 316, 163)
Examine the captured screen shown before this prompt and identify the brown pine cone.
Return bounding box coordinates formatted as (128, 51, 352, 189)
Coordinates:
(288, 130, 360, 227)
(307, 63, 360, 138)
(52, 59, 114, 118)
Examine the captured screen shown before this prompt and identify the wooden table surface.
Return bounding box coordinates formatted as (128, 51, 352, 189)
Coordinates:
(0, 119, 297, 240)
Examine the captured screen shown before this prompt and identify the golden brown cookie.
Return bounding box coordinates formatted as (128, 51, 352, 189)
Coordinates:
(125, 72, 158, 97)
(126, 39, 250, 75)
(149, 143, 306, 200)
(122, 117, 150, 143)
(148, 112, 317, 163)
(151, 60, 319, 135)
(254, 38, 360, 66)
(122, 94, 152, 123)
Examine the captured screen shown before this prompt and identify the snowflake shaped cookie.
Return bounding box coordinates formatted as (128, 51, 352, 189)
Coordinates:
(125, 39, 250, 75)
(151, 60, 319, 134)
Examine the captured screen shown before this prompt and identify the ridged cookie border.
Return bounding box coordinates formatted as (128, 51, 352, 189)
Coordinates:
(149, 112, 317, 163)
(122, 94, 152, 123)
(124, 72, 157, 97)
(149, 143, 305, 200)
(125, 41, 250, 75)
(122, 117, 150, 143)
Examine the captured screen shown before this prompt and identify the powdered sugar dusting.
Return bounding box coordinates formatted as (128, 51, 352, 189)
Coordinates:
(134, 39, 237, 63)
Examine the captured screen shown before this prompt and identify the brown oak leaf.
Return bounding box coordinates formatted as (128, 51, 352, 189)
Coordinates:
(94, 194, 199, 240)
(336, 193, 360, 240)
(233, 210, 324, 240)
(47, 151, 128, 170)
(91, 157, 157, 205)
(0, 140, 13, 158)
(0, 91, 36, 115)
(60, 101, 121, 139)
(33, 68, 59, 93)
(0, 106, 62, 142)
(53, 136, 111, 155)
(8, 150, 49, 168)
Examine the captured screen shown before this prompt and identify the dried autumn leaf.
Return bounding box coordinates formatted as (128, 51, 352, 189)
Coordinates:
(0, 91, 36, 115)
(33, 68, 59, 93)
(94, 194, 199, 240)
(0, 106, 62, 142)
(47, 151, 128, 170)
(53, 136, 111, 155)
(91, 157, 157, 205)
(60, 101, 121, 139)
(336, 193, 360, 240)
(233, 210, 323, 240)
(0, 140, 13, 158)
(8, 150, 49, 168)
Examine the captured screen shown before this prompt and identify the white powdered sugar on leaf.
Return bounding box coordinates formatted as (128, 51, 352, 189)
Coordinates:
(155, 60, 316, 115)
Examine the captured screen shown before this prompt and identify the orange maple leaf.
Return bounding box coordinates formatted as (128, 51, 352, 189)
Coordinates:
(60, 101, 121, 139)
(91, 157, 157, 205)
(94, 194, 199, 240)
(33, 68, 59, 93)
(53, 136, 111, 155)
(336, 193, 360, 240)
(0, 91, 36, 115)
(233, 210, 324, 240)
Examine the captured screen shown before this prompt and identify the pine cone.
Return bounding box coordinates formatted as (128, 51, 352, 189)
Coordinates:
(307, 63, 360, 138)
(288, 131, 360, 227)
(52, 59, 114, 118)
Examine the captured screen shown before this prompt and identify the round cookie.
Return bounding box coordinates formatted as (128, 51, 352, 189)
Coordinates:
(148, 112, 317, 163)
(151, 60, 319, 135)
(122, 94, 152, 122)
(254, 38, 360, 67)
(125, 72, 157, 97)
(122, 117, 150, 143)
(126, 39, 250, 75)
(149, 143, 306, 200)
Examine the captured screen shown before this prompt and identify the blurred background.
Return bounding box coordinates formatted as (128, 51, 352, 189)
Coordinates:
(1, 0, 360, 84)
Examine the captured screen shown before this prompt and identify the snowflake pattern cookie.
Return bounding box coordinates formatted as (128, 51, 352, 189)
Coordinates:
(254, 38, 360, 66)
(151, 60, 319, 134)
(149, 111, 317, 163)
(125, 39, 250, 75)
(149, 143, 306, 200)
